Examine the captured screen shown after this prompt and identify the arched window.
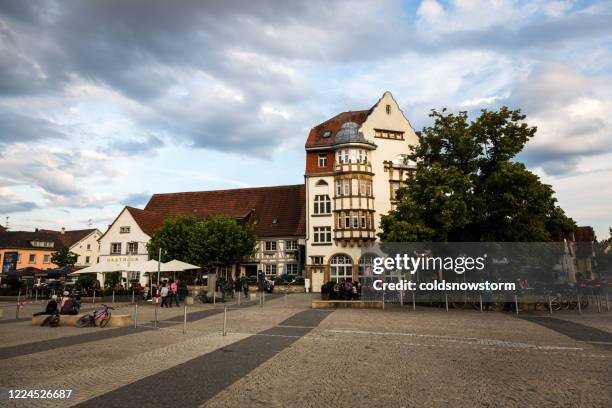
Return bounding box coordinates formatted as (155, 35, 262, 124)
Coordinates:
(316, 179, 328, 186)
(313, 195, 331, 214)
(359, 255, 375, 284)
(330, 254, 353, 282)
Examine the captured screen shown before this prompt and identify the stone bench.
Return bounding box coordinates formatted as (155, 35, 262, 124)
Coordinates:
(311, 300, 384, 309)
(31, 313, 132, 327)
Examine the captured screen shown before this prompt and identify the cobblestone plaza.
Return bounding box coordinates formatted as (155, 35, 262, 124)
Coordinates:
(0, 293, 610, 407)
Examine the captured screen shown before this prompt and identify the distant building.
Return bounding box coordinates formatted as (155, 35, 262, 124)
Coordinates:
(40, 228, 103, 267)
(0, 230, 64, 274)
(98, 185, 305, 287)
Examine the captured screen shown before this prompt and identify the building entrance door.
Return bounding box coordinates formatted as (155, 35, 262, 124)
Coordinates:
(312, 270, 324, 293)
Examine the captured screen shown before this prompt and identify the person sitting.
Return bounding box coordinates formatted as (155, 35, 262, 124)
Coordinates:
(60, 296, 78, 315)
(33, 295, 58, 316)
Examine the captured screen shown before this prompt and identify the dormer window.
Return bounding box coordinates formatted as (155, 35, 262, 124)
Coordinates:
(386, 104, 391, 114)
(323, 130, 332, 138)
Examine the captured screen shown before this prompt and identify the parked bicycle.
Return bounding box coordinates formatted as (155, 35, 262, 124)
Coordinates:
(76, 304, 113, 328)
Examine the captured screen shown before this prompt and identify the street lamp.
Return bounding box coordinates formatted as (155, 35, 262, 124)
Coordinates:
(156, 247, 166, 287)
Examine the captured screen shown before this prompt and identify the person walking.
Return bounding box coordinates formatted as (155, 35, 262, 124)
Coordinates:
(169, 279, 180, 307)
(160, 283, 169, 308)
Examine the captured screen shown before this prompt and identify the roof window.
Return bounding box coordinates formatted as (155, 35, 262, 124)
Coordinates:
(323, 130, 332, 138)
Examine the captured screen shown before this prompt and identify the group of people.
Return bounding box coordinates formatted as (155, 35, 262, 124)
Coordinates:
(33, 291, 81, 316)
(155, 279, 181, 308)
(330, 280, 360, 300)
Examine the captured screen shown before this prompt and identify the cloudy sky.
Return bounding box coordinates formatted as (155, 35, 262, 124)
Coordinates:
(0, 0, 611, 238)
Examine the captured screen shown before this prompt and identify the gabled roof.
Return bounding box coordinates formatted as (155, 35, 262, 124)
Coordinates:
(305, 110, 371, 148)
(0, 230, 64, 250)
(123, 184, 305, 238)
(39, 229, 99, 248)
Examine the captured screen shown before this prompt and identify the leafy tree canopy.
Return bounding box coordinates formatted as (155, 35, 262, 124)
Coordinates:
(50, 246, 78, 267)
(380, 107, 576, 242)
(147, 215, 257, 270)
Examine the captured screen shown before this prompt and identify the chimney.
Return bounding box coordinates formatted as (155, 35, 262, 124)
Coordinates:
(61, 227, 65, 234)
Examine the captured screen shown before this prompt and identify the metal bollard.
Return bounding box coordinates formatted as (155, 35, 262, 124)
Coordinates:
(16, 289, 21, 319)
(514, 293, 519, 316)
(131, 290, 135, 304)
(237, 290, 241, 306)
(112, 290, 115, 306)
(183, 305, 187, 334)
(35, 289, 38, 303)
(577, 290, 582, 314)
(382, 290, 385, 310)
(213, 291, 216, 305)
(548, 295, 553, 315)
(606, 293, 610, 312)
(285, 292, 288, 305)
(92, 289, 96, 307)
(154, 305, 158, 329)
(412, 291, 416, 311)
(445, 293, 448, 312)
(133, 304, 138, 328)
(400, 289, 404, 307)
(223, 305, 227, 336)
(596, 294, 601, 313)
(479, 294, 483, 312)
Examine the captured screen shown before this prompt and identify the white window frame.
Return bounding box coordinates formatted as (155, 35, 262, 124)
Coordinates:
(119, 226, 131, 234)
(318, 153, 327, 167)
(127, 242, 139, 254)
(286, 263, 298, 275)
(264, 264, 277, 275)
(313, 226, 331, 243)
(314, 195, 331, 214)
(330, 255, 353, 282)
(265, 241, 277, 252)
(110, 242, 122, 254)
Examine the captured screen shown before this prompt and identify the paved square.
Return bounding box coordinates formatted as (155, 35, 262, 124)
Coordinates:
(0, 294, 610, 407)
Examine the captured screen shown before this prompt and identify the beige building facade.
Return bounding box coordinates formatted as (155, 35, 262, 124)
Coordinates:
(304, 92, 418, 291)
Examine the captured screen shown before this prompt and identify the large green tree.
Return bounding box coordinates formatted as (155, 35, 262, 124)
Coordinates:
(147, 215, 257, 270)
(380, 107, 575, 242)
(50, 246, 78, 267)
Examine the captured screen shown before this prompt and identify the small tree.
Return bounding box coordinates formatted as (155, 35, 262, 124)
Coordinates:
(147, 214, 258, 271)
(50, 246, 78, 267)
(191, 215, 258, 270)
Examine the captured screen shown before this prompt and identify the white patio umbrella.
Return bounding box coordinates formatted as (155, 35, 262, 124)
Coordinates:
(123, 259, 172, 273)
(68, 262, 127, 275)
(164, 260, 200, 271)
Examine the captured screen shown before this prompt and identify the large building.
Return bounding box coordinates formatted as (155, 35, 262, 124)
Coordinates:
(93, 91, 415, 291)
(304, 91, 418, 291)
(0, 230, 64, 273)
(97, 185, 305, 287)
(40, 228, 103, 267)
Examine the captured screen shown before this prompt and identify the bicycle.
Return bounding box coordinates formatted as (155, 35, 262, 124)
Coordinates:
(76, 304, 114, 328)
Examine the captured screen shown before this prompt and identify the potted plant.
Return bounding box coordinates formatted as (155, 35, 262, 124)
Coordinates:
(320, 281, 334, 300)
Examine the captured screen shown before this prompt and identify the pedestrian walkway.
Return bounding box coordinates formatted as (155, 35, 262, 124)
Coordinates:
(522, 316, 612, 347)
(75, 309, 332, 408)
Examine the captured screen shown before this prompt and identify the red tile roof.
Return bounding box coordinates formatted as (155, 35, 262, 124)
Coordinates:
(305, 110, 371, 148)
(39, 229, 97, 248)
(128, 184, 305, 238)
(0, 230, 64, 250)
